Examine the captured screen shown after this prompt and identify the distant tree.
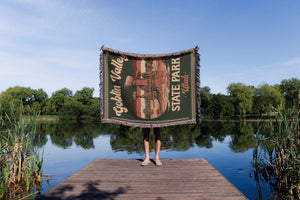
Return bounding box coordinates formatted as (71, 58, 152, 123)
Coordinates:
(46, 88, 73, 114)
(227, 83, 255, 118)
(87, 97, 100, 118)
(200, 86, 212, 116)
(210, 94, 234, 119)
(74, 87, 94, 105)
(31, 89, 48, 114)
(1, 87, 23, 116)
(74, 87, 100, 119)
(253, 83, 284, 116)
(280, 78, 300, 108)
(59, 99, 86, 121)
(0, 86, 48, 117)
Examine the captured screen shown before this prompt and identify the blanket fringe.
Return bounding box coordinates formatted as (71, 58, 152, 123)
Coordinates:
(101, 46, 199, 59)
(101, 119, 197, 128)
(99, 50, 104, 123)
(196, 51, 201, 124)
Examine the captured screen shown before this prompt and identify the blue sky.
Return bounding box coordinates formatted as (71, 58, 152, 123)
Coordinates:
(0, 0, 299, 97)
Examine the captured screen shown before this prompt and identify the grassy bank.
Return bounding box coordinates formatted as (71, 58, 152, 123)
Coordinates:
(26, 115, 99, 122)
(35, 115, 59, 121)
(0, 105, 44, 199)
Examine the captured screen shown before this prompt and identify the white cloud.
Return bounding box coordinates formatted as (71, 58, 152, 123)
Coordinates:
(282, 57, 300, 66)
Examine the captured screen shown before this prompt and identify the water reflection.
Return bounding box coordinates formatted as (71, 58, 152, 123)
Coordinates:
(35, 121, 109, 149)
(229, 121, 256, 153)
(34, 120, 259, 153)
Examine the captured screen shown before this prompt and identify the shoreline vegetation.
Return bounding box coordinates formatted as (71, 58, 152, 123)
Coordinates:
(253, 107, 300, 199)
(0, 105, 45, 200)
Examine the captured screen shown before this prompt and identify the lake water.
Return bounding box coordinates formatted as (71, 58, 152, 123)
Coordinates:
(35, 120, 276, 199)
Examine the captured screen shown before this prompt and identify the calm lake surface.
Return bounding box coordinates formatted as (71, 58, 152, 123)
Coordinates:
(35, 120, 275, 199)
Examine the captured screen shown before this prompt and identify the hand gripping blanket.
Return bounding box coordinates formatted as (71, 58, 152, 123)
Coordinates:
(99, 46, 201, 127)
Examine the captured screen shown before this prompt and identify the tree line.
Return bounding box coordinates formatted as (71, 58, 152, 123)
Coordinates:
(201, 78, 300, 119)
(0, 77, 299, 120)
(0, 86, 100, 121)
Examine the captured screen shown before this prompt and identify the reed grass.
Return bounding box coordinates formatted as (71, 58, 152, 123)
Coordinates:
(0, 103, 44, 200)
(253, 107, 300, 199)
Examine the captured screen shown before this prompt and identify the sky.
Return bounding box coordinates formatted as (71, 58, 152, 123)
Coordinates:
(0, 0, 300, 97)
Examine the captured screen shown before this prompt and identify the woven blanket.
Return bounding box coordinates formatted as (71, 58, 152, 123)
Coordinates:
(99, 46, 201, 127)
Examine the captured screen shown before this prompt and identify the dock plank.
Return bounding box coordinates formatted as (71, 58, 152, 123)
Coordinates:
(41, 159, 247, 200)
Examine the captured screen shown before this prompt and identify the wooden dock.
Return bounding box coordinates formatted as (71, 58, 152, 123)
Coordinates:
(41, 159, 247, 200)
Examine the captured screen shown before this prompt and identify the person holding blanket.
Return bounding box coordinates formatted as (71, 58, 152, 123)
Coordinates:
(141, 128, 162, 166)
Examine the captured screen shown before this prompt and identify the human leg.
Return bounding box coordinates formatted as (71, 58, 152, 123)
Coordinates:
(141, 128, 151, 166)
(154, 128, 161, 162)
(143, 128, 150, 161)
